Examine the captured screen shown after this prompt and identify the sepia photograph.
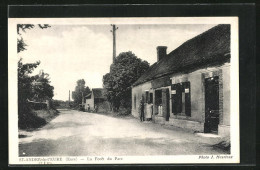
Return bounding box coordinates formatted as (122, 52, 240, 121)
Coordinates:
(8, 17, 239, 164)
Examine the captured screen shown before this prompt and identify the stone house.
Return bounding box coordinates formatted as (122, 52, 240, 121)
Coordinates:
(131, 25, 231, 137)
(84, 88, 110, 112)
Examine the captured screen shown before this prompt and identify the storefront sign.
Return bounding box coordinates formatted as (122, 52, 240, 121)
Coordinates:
(171, 90, 176, 94)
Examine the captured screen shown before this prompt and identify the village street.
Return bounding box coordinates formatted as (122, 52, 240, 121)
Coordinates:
(19, 109, 228, 156)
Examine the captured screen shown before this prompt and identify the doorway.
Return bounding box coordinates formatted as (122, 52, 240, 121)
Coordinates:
(155, 89, 162, 115)
(162, 88, 170, 121)
(204, 76, 219, 133)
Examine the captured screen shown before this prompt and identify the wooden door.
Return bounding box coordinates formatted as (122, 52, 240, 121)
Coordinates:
(204, 76, 219, 133)
(171, 83, 182, 114)
(162, 88, 170, 121)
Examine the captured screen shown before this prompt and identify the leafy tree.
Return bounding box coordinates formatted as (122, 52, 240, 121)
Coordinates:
(103, 51, 150, 112)
(31, 70, 54, 102)
(17, 24, 52, 129)
(17, 24, 53, 103)
(17, 24, 51, 53)
(72, 79, 91, 105)
(18, 58, 49, 129)
(18, 59, 40, 113)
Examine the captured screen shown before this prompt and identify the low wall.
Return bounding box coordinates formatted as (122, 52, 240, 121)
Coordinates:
(164, 118, 204, 132)
(154, 116, 204, 132)
(154, 116, 165, 125)
(132, 81, 152, 117)
(218, 124, 230, 137)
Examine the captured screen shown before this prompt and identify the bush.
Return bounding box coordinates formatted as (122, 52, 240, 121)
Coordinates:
(18, 111, 46, 130)
(212, 137, 230, 153)
(18, 101, 59, 130)
(118, 107, 131, 115)
(79, 106, 85, 112)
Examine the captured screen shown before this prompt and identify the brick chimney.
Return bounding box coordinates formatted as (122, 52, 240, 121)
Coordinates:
(157, 46, 167, 62)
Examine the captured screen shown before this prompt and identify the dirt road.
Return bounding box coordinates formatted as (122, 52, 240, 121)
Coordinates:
(19, 109, 227, 156)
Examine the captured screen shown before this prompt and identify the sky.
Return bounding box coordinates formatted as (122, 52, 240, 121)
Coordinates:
(19, 24, 217, 101)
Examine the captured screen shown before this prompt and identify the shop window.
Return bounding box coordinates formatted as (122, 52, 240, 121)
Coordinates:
(171, 82, 191, 116)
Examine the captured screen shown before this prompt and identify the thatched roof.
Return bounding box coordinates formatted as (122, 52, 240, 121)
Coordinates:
(133, 24, 230, 87)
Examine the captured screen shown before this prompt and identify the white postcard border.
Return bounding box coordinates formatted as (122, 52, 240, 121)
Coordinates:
(8, 17, 239, 164)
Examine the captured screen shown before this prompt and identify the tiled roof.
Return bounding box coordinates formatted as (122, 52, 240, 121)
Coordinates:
(133, 24, 230, 86)
(92, 88, 106, 99)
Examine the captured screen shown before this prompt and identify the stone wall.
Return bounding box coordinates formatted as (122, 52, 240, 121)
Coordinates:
(131, 81, 152, 117)
(168, 63, 230, 135)
(222, 66, 230, 126)
(95, 100, 110, 113)
(219, 65, 230, 137)
(170, 72, 204, 122)
(132, 63, 230, 137)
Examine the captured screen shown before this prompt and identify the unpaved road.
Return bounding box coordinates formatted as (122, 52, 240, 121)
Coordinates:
(19, 109, 228, 156)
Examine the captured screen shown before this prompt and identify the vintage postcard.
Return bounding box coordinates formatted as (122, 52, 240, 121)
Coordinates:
(8, 17, 239, 164)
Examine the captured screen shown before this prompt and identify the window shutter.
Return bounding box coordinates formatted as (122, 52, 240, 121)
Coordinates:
(184, 82, 191, 116)
(171, 84, 177, 114)
(176, 83, 182, 113)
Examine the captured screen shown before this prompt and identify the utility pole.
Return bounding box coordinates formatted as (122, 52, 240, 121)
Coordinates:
(68, 90, 70, 106)
(110, 24, 118, 63)
(82, 91, 84, 105)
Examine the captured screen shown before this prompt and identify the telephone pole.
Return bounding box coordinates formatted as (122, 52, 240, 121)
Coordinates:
(111, 24, 118, 63)
(68, 90, 70, 106)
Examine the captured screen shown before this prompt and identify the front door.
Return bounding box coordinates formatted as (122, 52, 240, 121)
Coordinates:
(162, 88, 170, 121)
(204, 76, 219, 133)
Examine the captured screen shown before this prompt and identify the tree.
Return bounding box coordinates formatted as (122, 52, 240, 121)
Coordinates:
(72, 79, 91, 105)
(18, 58, 50, 129)
(103, 51, 150, 112)
(17, 24, 52, 129)
(17, 24, 53, 103)
(17, 24, 51, 53)
(31, 70, 54, 102)
(18, 58, 40, 114)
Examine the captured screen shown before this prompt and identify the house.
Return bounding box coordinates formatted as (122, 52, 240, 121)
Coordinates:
(84, 88, 110, 112)
(131, 24, 231, 137)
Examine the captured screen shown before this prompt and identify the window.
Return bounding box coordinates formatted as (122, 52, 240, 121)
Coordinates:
(171, 81, 191, 116)
(155, 90, 162, 106)
(155, 89, 162, 115)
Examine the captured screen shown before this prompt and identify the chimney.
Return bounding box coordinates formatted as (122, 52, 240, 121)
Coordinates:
(157, 46, 167, 62)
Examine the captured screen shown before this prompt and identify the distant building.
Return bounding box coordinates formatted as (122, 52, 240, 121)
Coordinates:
(132, 25, 231, 137)
(85, 88, 110, 112)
